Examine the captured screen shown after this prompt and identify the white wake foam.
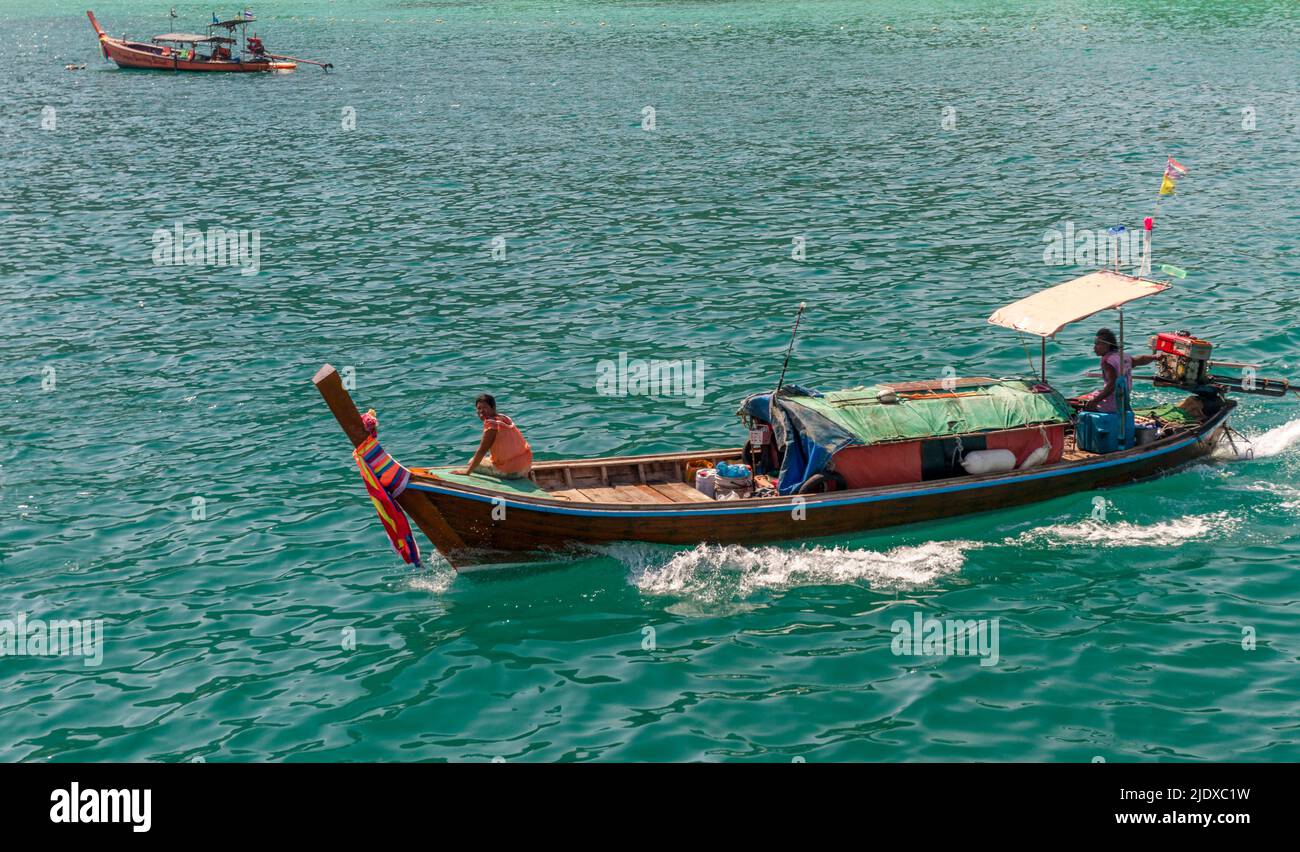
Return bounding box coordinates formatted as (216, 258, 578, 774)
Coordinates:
(1012, 511, 1237, 548)
(406, 569, 455, 594)
(1239, 481, 1300, 511)
(613, 539, 976, 603)
(1213, 417, 1300, 461)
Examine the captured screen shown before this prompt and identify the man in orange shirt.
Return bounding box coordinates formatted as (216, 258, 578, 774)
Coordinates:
(454, 394, 533, 479)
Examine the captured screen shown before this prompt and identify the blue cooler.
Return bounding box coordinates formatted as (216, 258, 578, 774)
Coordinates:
(1076, 410, 1135, 454)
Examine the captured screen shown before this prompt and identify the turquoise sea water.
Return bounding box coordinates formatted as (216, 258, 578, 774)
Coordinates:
(2, 0, 1299, 761)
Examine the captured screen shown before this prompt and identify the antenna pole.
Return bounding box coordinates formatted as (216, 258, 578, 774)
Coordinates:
(773, 302, 807, 401)
(1140, 217, 1153, 276)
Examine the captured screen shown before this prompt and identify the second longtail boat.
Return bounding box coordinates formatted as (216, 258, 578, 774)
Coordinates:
(86, 10, 332, 73)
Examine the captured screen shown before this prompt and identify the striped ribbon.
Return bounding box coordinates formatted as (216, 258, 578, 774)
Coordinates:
(352, 435, 420, 567)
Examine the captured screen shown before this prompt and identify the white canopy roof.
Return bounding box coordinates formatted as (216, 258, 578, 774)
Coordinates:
(152, 33, 229, 43)
(987, 270, 1170, 338)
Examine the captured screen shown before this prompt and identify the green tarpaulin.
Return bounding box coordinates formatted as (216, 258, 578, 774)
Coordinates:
(784, 379, 1074, 446)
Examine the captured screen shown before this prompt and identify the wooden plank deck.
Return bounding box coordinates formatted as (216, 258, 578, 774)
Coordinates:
(647, 482, 714, 503)
(548, 489, 592, 502)
(545, 481, 713, 504)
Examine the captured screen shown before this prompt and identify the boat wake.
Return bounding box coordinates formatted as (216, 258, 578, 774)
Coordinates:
(1011, 511, 1237, 548)
(1237, 481, 1300, 511)
(612, 539, 976, 604)
(1213, 417, 1300, 461)
(405, 569, 456, 594)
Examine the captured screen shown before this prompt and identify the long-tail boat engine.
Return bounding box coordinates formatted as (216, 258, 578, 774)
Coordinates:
(1150, 331, 1213, 387)
(1148, 330, 1292, 396)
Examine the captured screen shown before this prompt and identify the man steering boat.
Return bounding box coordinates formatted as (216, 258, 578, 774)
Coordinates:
(1081, 327, 1158, 413)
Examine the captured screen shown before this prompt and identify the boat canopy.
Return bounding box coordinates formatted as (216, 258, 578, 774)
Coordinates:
(739, 378, 1073, 494)
(152, 33, 232, 43)
(210, 18, 254, 29)
(987, 270, 1169, 338)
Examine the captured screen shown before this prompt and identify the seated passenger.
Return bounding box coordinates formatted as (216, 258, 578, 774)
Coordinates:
(453, 393, 533, 479)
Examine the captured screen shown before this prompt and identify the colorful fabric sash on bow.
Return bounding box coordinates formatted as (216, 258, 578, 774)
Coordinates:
(352, 435, 420, 567)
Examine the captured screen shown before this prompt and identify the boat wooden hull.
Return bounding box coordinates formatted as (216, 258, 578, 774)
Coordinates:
(100, 39, 295, 72)
(408, 404, 1231, 566)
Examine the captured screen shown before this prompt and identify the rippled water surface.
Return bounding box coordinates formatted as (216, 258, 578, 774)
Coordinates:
(2, 0, 1299, 761)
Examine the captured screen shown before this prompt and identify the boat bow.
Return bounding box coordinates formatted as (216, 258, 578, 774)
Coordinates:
(312, 364, 470, 566)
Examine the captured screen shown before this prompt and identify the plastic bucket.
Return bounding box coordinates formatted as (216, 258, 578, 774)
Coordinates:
(694, 468, 717, 498)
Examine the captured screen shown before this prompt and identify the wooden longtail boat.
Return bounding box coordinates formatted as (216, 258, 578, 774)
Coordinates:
(87, 11, 329, 73)
(316, 362, 1233, 571)
(313, 269, 1290, 571)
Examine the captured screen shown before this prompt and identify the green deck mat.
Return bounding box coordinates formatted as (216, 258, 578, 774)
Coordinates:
(1132, 403, 1194, 424)
(417, 467, 548, 495)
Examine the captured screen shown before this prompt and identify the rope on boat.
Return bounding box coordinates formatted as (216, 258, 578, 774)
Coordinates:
(1016, 333, 1039, 378)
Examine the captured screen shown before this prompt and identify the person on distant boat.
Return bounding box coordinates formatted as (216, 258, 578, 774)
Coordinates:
(453, 393, 533, 478)
(1082, 327, 1157, 413)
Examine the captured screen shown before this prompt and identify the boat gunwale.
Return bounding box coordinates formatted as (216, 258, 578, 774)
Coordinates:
(405, 402, 1234, 515)
(527, 447, 744, 469)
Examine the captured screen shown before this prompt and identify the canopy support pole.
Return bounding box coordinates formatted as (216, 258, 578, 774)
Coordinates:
(1118, 307, 1130, 443)
(1040, 337, 1046, 382)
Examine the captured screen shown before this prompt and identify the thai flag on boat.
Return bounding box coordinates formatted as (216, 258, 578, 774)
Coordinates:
(1159, 156, 1189, 196)
(244, 9, 254, 19)
(352, 435, 421, 567)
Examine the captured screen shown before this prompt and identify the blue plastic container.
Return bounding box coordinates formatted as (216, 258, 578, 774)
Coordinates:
(1076, 410, 1136, 454)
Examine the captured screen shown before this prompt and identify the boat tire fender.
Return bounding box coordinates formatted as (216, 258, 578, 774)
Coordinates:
(797, 471, 847, 494)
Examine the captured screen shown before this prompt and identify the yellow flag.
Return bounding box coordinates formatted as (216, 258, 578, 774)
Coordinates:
(1159, 175, 1177, 196)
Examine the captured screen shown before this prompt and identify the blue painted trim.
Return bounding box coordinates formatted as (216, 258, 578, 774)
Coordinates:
(406, 428, 1211, 519)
